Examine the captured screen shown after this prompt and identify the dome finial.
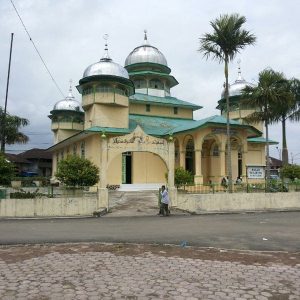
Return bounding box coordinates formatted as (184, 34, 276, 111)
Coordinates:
(143, 29, 149, 45)
(68, 79, 74, 98)
(236, 58, 244, 81)
(101, 34, 111, 61)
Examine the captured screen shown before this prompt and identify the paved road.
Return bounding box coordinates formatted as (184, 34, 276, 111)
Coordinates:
(0, 211, 299, 251)
(0, 243, 299, 300)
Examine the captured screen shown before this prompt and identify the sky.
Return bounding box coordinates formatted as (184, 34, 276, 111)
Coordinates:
(0, 0, 299, 163)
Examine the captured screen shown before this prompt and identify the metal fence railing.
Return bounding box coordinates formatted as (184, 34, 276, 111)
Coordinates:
(0, 186, 98, 199)
(177, 181, 300, 194)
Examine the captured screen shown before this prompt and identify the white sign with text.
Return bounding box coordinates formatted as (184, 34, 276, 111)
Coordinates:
(247, 166, 265, 179)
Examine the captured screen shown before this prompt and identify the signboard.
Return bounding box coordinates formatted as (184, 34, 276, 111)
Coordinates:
(247, 166, 265, 179)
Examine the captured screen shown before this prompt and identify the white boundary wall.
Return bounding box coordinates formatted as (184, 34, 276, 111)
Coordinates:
(175, 192, 300, 213)
(0, 197, 98, 217)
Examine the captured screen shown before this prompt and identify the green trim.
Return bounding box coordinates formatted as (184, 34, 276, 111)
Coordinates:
(130, 93, 202, 110)
(129, 113, 193, 121)
(77, 75, 135, 95)
(128, 71, 178, 88)
(247, 137, 278, 145)
(125, 62, 171, 74)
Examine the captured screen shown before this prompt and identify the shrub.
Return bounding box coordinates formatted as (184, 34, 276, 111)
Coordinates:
(175, 167, 194, 187)
(55, 155, 99, 187)
(280, 164, 300, 181)
(0, 153, 15, 185)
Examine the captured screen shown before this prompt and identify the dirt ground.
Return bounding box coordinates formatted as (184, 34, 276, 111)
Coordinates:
(0, 242, 299, 266)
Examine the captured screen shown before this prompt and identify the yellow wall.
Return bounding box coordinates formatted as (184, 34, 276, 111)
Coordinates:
(84, 104, 129, 129)
(132, 152, 167, 183)
(107, 155, 122, 184)
(129, 103, 193, 119)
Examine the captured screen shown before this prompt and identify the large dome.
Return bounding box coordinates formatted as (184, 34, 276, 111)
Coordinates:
(221, 71, 255, 98)
(125, 32, 168, 67)
(53, 85, 82, 112)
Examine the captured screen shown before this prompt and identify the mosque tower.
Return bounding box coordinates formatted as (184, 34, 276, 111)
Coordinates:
(76, 37, 134, 129)
(124, 30, 178, 98)
(49, 81, 84, 144)
(217, 61, 263, 132)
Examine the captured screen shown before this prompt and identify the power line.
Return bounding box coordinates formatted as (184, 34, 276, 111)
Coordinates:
(10, 0, 65, 98)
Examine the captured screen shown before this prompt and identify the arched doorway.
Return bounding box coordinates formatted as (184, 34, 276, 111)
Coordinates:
(201, 135, 221, 183)
(174, 138, 180, 168)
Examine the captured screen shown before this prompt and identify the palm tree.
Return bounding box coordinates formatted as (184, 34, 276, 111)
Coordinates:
(0, 107, 29, 152)
(274, 78, 300, 165)
(241, 69, 288, 185)
(199, 13, 256, 192)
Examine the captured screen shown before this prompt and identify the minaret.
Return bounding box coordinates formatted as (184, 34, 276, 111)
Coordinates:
(124, 31, 178, 98)
(77, 35, 134, 129)
(49, 80, 84, 144)
(217, 60, 262, 132)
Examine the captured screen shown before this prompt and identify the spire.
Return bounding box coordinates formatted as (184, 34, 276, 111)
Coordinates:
(67, 79, 74, 99)
(143, 29, 149, 45)
(236, 59, 244, 81)
(100, 34, 112, 61)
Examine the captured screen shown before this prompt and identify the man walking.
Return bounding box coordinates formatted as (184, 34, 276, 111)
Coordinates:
(160, 185, 170, 216)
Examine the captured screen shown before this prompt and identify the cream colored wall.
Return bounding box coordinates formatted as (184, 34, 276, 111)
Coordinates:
(107, 155, 122, 185)
(223, 109, 263, 132)
(247, 143, 265, 165)
(129, 103, 193, 119)
(132, 152, 167, 183)
(82, 92, 128, 108)
(52, 128, 82, 144)
(84, 104, 129, 129)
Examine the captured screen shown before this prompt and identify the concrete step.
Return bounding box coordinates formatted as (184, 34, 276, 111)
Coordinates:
(118, 183, 162, 191)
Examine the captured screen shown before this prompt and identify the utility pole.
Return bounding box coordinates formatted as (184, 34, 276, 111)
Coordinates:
(1, 33, 14, 153)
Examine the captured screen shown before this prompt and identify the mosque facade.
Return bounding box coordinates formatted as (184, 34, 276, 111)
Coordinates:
(48, 33, 275, 205)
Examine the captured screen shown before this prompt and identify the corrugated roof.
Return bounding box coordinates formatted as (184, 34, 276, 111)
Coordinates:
(129, 93, 202, 110)
(247, 137, 278, 145)
(86, 114, 260, 137)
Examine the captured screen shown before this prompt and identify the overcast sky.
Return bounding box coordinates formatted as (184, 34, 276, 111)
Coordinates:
(0, 0, 299, 162)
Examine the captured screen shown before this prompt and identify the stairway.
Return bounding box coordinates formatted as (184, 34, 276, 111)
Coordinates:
(106, 190, 160, 217)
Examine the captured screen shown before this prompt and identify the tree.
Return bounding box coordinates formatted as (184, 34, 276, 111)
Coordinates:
(175, 167, 194, 187)
(199, 13, 256, 192)
(280, 164, 300, 182)
(0, 153, 15, 185)
(241, 69, 287, 183)
(55, 155, 99, 187)
(0, 107, 29, 152)
(272, 78, 300, 165)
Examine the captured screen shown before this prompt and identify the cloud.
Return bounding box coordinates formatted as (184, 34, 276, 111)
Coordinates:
(0, 0, 299, 158)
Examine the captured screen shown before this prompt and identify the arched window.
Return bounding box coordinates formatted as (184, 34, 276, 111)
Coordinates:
(212, 144, 219, 156)
(185, 138, 195, 174)
(174, 139, 180, 167)
(80, 141, 85, 158)
(150, 79, 163, 89)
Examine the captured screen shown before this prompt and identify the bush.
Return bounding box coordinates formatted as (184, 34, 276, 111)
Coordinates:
(0, 153, 15, 185)
(175, 167, 194, 187)
(55, 155, 99, 187)
(280, 164, 300, 181)
(10, 188, 44, 199)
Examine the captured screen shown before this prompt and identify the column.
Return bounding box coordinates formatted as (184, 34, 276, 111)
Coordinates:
(194, 149, 203, 184)
(98, 136, 109, 209)
(167, 139, 177, 207)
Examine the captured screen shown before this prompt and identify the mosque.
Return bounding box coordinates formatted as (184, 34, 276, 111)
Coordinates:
(48, 32, 275, 204)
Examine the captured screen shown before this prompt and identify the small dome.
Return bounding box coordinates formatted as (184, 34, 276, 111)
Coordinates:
(125, 31, 168, 67)
(53, 83, 82, 112)
(221, 69, 255, 98)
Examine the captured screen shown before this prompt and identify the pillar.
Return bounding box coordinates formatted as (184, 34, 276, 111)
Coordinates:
(194, 149, 203, 184)
(98, 136, 109, 209)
